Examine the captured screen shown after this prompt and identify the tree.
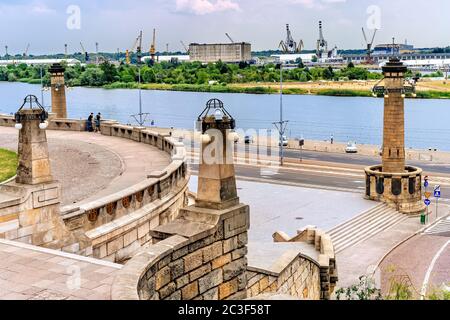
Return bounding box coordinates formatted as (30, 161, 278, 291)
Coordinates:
(141, 66, 156, 83)
(347, 61, 355, 68)
(100, 61, 118, 83)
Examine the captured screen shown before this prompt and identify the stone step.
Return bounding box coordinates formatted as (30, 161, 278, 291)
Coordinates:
(333, 213, 407, 253)
(328, 203, 389, 238)
(331, 206, 398, 244)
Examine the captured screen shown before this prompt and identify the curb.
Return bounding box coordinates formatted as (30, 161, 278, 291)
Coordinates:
(0, 175, 16, 185)
(374, 213, 450, 273)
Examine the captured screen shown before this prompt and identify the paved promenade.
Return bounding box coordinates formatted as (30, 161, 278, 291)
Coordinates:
(0, 127, 170, 206)
(0, 239, 121, 300)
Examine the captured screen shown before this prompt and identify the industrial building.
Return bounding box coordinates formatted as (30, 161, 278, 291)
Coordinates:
(373, 43, 415, 55)
(189, 42, 251, 63)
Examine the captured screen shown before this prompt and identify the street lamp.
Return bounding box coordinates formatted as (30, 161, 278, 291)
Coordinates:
(273, 62, 289, 166)
(14, 95, 49, 130)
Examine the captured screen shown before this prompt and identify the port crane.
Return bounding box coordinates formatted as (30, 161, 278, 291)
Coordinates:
(126, 32, 142, 65)
(80, 42, 89, 62)
(278, 24, 303, 54)
(23, 43, 30, 57)
(180, 41, 189, 54)
(149, 28, 156, 64)
(225, 33, 235, 43)
(316, 21, 328, 59)
(362, 27, 377, 64)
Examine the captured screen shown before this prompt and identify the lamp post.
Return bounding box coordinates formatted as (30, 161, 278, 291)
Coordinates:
(14, 95, 52, 185)
(273, 62, 289, 166)
(196, 98, 239, 210)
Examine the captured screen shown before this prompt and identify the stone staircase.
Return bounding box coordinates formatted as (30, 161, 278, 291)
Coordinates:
(328, 203, 409, 254)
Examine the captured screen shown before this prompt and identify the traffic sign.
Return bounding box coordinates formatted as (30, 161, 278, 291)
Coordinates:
(424, 180, 429, 188)
(424, 199, 431, 206)
(424, 192, 432, 199)
(434, 185, 441, 198)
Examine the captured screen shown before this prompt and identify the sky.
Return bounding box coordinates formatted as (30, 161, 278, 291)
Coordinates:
(0, 0, 449, 55)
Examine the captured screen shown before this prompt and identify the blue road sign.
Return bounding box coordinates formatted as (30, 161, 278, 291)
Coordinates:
(424, 199, 431, 206)
(424, 181, 429, 188)
(434, 185, 441, 198)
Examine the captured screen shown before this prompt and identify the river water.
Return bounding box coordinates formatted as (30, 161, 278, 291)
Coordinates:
(0, 82, 449, 151)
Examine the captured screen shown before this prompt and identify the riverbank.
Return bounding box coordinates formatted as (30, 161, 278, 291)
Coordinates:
(104, 80, 450, 99)
(8, 78, 450, 99)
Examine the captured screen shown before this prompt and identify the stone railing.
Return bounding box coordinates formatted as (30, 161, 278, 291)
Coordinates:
(0, 116, 189, 264)
(252, 226, 338, 300)
(0, 114, 15, 127)
(111, 202, 250, 300)
(365, 165, 424, 214)
(58, 122, 189, 262)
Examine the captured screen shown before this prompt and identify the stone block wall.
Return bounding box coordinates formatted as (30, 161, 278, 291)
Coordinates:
(247, 256, 321, 300)
(111, 203, 250, 300)
(270, 227, 338, 300)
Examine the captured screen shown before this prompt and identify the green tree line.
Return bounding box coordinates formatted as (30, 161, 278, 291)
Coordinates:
(0, 60, 383, 88)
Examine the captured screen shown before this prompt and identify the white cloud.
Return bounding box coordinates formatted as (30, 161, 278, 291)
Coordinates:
(288, 0, 346, 9)
(175, 0, 240, 15)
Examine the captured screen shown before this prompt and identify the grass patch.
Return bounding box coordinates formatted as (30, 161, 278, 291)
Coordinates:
(0, 148, 17, 183)
(415, 91, 450, 99)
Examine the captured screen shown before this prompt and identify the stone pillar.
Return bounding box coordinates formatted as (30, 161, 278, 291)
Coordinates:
(49, 63, 67, 119)
(382, 59, 407, 173)
(148, 100, 250, 300)
(196, 116, 238, 210)
(16, 109, 53, 185)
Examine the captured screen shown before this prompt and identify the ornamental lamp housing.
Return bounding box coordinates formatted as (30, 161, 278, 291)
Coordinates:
(196, 98, 236, 134)
(14, 95, 49, 131)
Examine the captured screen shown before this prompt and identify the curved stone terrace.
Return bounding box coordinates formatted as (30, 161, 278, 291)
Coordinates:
(0, 126, 171, 207)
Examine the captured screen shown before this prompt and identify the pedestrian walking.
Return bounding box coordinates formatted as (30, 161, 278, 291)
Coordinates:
(331, 134, 334, 145)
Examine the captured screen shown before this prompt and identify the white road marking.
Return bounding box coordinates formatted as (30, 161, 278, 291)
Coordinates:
(420, 240, 450, 300)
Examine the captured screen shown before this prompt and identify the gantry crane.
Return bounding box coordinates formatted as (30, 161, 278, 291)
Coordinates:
(316, 21, 328, 59)
(278, 24, 303, 53)
(126, 31, 143, 65)
(362, 27, 378, 64)
(225, 33, 235, 43)
(180, 41, 189, 54)
(149, 28, 156, 64)
(80, 42, 89, 62)
(23, 43, 30, 57)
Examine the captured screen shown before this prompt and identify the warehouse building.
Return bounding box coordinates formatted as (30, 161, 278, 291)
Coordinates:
(189, 42, 251, 63)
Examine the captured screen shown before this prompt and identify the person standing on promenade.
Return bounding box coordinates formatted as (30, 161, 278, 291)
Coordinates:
(95, 113, 102, 133)
(87, 113, 94, 132)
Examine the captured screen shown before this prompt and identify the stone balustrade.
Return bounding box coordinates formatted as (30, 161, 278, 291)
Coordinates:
(0, 114, 15, 127)
(0, 116, 190, 264)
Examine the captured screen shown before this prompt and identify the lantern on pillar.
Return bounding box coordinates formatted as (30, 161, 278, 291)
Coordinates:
(195, 99, 239, 210)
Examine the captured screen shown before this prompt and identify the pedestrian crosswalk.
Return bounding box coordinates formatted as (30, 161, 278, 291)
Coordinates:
(424, 217, 450, 236)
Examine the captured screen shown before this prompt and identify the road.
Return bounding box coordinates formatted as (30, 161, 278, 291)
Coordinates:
(188, 145, 450, 203)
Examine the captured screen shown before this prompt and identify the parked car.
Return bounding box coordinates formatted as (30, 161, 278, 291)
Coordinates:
(345, 141, 358, 154)
(244, 135, 254, 144)
(278, 135, 289, 147)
